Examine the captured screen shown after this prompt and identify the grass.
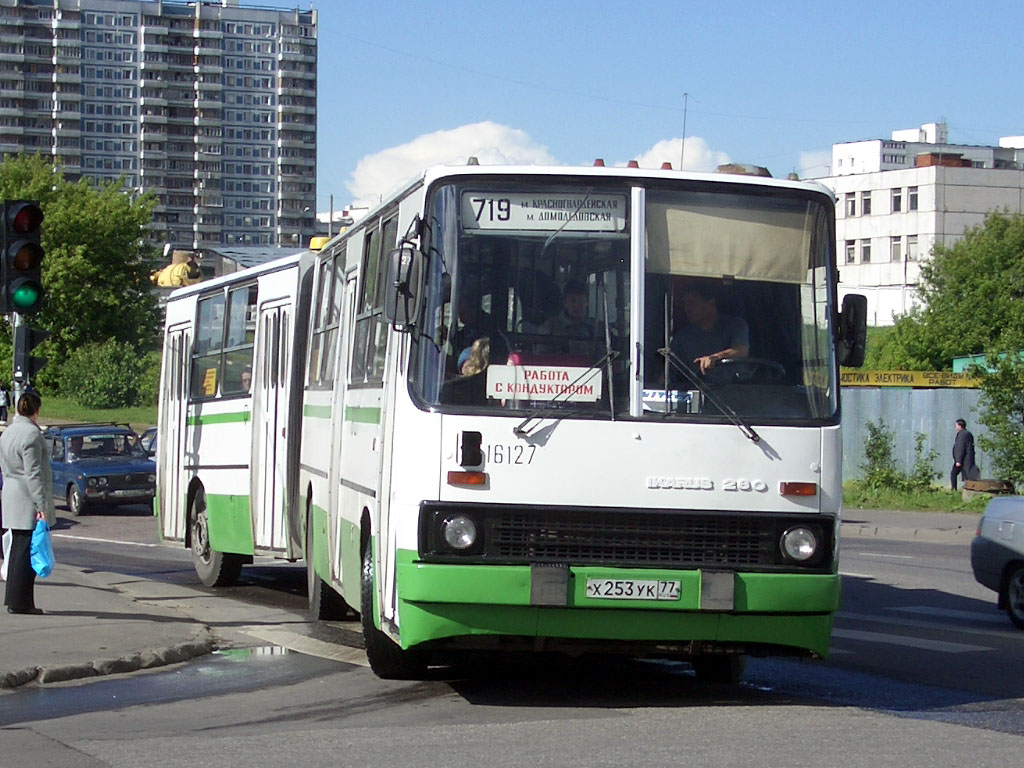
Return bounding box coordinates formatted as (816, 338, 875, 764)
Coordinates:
(843, 480, 990, 514)
(38, 396, 157, 432)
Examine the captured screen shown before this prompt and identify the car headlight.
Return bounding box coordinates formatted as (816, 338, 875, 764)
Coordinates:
(86, 477, 97, 488)
(96, 476, 108, 487)
(781, 526, 819, 562)
(147, 474, 156, 483)
(440, 515, 478, 551)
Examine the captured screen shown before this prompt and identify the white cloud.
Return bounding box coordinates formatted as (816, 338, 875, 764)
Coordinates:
(797, 149, 833, 179)
(628, 137, 730, 172)
(346, 122, 557, 203)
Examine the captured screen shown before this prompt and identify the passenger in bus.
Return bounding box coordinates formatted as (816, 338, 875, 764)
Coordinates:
(539, 280, 599, 356)
(449, 290, 507, 371)
(670, 279, 748, 384)
(241, 367, 252, 393)
(441, 337, 490, 406)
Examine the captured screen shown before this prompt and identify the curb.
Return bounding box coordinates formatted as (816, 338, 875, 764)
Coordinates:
(840, 523, 975, 543)
(0, 631, 215, 690)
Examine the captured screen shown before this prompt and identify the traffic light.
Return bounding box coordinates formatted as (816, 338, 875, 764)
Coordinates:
(1, 200, 45, 315)
(12, 322, 49, 385)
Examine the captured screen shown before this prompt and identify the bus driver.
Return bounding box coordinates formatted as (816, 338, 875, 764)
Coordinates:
(670, 279, 748, 383)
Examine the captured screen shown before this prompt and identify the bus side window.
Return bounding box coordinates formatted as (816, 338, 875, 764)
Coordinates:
(191, 293, 225, 398)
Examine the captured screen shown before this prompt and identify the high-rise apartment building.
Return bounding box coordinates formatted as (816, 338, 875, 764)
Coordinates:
(820, 123, 1024, 325)
(0, 0, 317, 249)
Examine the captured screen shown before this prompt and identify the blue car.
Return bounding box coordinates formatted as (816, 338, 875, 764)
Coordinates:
(44, 424, 156, 516)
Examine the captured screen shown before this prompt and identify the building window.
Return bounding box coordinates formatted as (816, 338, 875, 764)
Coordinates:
(907, 235, 918, 261)
(860, 239, 871, 263)
(890, 236, 902, 262)
(908, 186, 918, 211)
(845, 240, 856, 264)
(845, 193, 856, 217)
(891, 188, 902, 212)
(861, 191, 871, 215)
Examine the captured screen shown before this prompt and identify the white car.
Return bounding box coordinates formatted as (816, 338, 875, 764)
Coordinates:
(971, 495, 1024, 628)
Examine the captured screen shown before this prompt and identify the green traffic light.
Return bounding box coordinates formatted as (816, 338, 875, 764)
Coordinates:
(10, 280, 41, 311)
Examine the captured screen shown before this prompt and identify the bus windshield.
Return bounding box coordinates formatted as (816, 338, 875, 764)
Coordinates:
(411, 179, 837, 423)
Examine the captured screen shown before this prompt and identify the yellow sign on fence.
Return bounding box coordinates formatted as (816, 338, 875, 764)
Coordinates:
(840, 370, 979, 388)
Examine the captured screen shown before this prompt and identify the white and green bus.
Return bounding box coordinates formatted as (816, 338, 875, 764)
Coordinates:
(156, 251, 314, 586)
(157, 163, 866, 682)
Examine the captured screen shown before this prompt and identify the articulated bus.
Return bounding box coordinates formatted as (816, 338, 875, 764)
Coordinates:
(157, 164, 866, 681)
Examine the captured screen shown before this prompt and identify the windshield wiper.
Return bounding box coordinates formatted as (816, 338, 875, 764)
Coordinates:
(512, 350, 620, 437)
(656, 347, 761, 443)
(599, 278, 616, 423)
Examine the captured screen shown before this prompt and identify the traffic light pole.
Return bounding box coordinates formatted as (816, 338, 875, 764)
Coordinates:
(11, 311, 24, 406)
(11, 309, 24, 405)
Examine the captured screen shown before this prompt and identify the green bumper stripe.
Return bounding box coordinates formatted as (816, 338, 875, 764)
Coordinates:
(345, 406, 381, 424)
(205, 493, 254, 555)
(395, 550, 839, 655)
(187, 411, 251, 426)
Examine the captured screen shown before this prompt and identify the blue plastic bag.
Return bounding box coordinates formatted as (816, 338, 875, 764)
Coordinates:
(30, 519, 54, 578)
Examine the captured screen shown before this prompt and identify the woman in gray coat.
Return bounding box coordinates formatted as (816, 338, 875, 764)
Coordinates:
(1, 391, 55, 614)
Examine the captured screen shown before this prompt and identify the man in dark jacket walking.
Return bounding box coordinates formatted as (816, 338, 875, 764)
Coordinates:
(951, 418, 978, 491)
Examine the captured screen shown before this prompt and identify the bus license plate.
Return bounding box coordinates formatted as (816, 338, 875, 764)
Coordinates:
(585, 578, 681, 601)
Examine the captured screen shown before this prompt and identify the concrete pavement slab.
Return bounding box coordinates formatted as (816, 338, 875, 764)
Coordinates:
(0, 562, 213, 691)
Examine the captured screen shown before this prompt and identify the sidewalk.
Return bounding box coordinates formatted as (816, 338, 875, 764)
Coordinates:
(0, 506, 982, 691)
(0, 563, 213, 691)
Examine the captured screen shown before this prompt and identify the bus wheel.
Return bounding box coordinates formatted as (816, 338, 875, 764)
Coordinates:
(691, 655, 747, 684)
(190, 488, 243, 588)
(360, 543, 426, 679)
(306, 514, 351, 621)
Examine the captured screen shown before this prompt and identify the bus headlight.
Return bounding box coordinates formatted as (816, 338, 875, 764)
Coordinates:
(781, 526, 818, 562)
(441, 515, 478, 551)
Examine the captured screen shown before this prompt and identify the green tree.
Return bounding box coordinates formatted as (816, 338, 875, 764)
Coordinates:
(0, 153, 161, 392)
(877, 212, 1024, 371)
(975, 355, 1024, 487)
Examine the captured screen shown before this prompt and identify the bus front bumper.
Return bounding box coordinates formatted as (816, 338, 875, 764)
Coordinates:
(395, 551, 840, 658)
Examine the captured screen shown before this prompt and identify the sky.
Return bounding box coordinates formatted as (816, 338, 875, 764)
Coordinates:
(250, 0, 1024, 216)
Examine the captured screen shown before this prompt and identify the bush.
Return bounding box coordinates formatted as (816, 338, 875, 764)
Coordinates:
(58, 339, 157, 408)
(860, 418, 937, 493)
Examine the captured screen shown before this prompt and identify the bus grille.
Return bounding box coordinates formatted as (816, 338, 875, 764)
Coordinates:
(491, 511, 773, 567)
(420, 505, 834, 571)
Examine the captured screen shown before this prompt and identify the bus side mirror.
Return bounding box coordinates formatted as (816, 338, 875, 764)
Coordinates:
(383, 245, 424, 330)
(837, 293, 867, 368)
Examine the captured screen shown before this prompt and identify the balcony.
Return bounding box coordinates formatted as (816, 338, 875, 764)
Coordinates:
(193, 28, 224, 41)
(279, 49, 316, 64)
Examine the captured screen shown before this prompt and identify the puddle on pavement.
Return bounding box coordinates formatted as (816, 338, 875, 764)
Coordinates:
(0, 644, 345, 727)
(213, 645, 291, 660)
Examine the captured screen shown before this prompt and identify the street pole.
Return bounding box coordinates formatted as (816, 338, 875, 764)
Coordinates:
(11, 310, 23, 406)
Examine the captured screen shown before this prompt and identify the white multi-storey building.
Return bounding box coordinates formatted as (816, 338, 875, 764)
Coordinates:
(0, 0, 317, 249)
(821, 123, 1024, 325)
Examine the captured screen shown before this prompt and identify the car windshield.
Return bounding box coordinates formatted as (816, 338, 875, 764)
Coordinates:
(67, 433, 144, 459)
